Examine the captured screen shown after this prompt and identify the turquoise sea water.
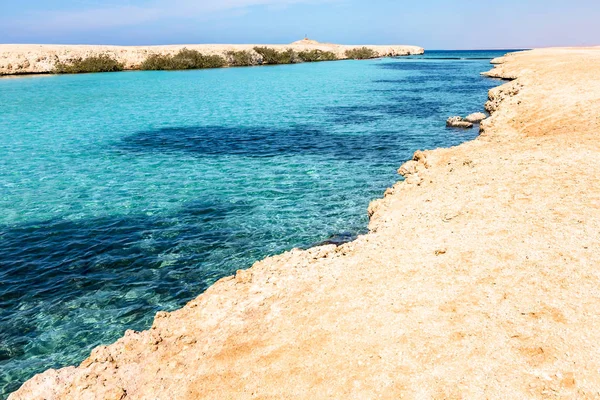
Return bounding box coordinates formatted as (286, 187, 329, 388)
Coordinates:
(0, 50, 509, 397)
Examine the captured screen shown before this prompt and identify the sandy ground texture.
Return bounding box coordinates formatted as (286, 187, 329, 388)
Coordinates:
(0, 40, 423, 75)
(9, 47, 600, 399)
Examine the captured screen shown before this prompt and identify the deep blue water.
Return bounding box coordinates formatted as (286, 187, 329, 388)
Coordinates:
(0, 50, 508, 397)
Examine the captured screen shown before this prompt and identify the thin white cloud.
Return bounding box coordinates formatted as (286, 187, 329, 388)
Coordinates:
(9, 0, 335, 32)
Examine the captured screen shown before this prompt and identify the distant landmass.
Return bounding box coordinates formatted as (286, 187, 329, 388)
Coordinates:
(0, 39, 424, 75)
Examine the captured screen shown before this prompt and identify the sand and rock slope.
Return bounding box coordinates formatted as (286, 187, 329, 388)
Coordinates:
(0, 41, 423, 75)
(10, 47, 600, 399)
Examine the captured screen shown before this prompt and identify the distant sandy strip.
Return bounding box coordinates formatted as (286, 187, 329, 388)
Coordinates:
(0, 41, 424, 75)
(10, 47, 600, 399)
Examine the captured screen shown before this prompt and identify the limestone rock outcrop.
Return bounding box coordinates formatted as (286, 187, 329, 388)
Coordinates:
(465, 112, 487, 123)
(446, 116, 474, 129)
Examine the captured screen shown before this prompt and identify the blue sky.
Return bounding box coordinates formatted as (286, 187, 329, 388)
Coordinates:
(1, 0, 599, 49)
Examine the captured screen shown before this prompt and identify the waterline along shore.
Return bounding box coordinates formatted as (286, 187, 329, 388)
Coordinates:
(0, 41, 424, 75)
(10, 46, 600, 398)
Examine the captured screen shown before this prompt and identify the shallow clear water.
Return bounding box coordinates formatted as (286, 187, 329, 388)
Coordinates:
(0, 50, 508, 397)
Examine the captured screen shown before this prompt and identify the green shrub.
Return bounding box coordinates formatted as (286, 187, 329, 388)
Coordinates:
(344, 47, 378, 60)
(225, 50, 256, 67)
(253, 47, 299, 65)
(173, 48, 226, 69)
(54, 54, 124, 74)
(140, 48, 227, 70)
(139, 54, 175, 70)
(297, 49, 337, 62)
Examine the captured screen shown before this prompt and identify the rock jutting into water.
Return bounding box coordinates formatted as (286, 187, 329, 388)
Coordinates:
(464, 112, 487, 123)
(446, 116, 474, 128)
(447, 112, 487, 128)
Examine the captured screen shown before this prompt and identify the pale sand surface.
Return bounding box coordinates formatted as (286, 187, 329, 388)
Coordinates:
(9, 47, 600, 399)
(0, 42, 423, 75)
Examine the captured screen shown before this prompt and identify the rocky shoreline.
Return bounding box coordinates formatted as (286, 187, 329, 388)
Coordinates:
(0, 41, 423, 76)
(10, 47, 600, 399)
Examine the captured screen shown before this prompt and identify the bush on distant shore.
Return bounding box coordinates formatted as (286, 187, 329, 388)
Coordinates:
(225, 50, 256, 67)
(139, 54, 172, 70)
(345, 47, 378, 60)
(140, 49, 227, 70)
(54, 54, 124, 74)
(297, 49, 338, 62)
(253, 47, 299, 65)
(52, 46, 347, 74)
